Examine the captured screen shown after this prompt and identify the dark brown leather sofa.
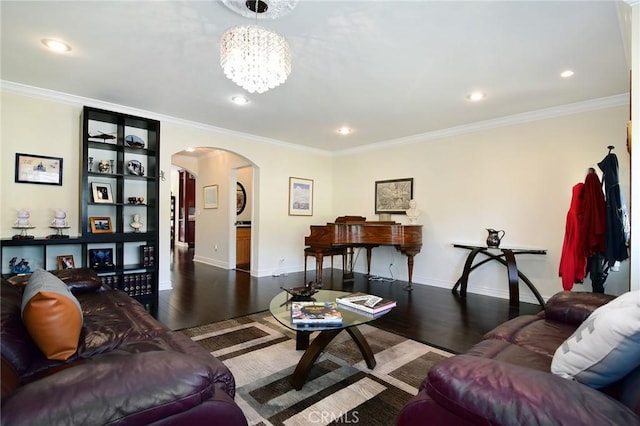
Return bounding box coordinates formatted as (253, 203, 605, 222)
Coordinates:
(396, 291, 640, 425)
(1, 270, 247, 425)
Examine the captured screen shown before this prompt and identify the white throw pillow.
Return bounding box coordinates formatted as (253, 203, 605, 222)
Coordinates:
(551, 290, 640, 388)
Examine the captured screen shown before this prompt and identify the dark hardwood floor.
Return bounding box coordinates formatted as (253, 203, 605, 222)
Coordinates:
(158, 246, 542, 354)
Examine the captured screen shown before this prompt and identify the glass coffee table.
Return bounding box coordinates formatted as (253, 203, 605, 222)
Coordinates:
(269, 289, 392, 390)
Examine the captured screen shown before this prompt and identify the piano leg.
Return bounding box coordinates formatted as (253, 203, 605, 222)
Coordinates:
(405, 255, 415, 291)
(366, 247, 373, 276)
(343, 246, 355, 281)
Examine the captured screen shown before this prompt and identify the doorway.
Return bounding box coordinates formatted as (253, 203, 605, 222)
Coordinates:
(171, 148, 255, 273)
(177, 170, 195, 248)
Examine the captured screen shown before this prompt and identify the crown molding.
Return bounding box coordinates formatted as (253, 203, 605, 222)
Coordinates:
(337, 93, 630, 156)
(623, 0, 639, 6)
(2, 80, 628, 158)
(0, 80, 331, 157)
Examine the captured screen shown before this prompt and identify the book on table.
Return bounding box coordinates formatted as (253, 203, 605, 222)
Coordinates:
(336, 302, 393, 319)
(291, 301, 343, 325)
(335, 292, 397, 314)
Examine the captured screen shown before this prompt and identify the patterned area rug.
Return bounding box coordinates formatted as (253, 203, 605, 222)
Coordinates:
(181, 312, 453, 425)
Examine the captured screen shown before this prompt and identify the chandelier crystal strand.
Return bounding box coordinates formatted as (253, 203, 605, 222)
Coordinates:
(220, 25, 291, 94)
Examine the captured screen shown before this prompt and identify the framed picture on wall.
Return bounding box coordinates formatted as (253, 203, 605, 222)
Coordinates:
(14, 153, 63, 185)
(375, 178, 413, 214)
(203, 185, 218, 209)
(288, 177, 313, 216)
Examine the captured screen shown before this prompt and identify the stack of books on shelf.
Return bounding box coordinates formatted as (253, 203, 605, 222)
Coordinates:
(99, 273, 153, 297)
(291, 301, 343, 326)
(141, 245, 155, 267)
(335, 292, 396, 315)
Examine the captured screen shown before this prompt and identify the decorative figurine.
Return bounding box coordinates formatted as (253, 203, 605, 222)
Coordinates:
(98, 160, 110, 173)
(9, 257, 31, 275)
(15, 208, 32, 227)
(280, 281, 319, 301)
(405, 199, 420, 224)
(130, 213, 143, 232)
(127, 196, 145, 204)
(88, 131, 116, 142)
(12, 209, 34, 239)
(49, 208, 70, 238)
(50, 208, 68, 227)
(88, 156, 94, 172)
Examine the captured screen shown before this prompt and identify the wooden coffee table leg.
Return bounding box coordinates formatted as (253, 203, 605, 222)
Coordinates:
(345, 327, 376, 369)
(291, 329, 342, 390)
(290, 326, 377, 390)
(296, 331, 310, 350)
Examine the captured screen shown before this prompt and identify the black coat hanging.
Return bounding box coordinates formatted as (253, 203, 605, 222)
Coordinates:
(598, 146, 629, 265)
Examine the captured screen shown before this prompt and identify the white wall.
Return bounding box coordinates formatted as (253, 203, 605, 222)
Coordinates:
(1, 93, 82, 238)
(1, 89, 632, 301)
(158, 120, 335, 283)
(333, 105, 631, 302)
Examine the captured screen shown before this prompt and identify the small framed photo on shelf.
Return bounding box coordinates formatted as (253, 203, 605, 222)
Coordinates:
(89, 216, 113, 234)
(203, 184, 218, 209)
(288, 177, 313, 216)
(15, 153, 63, 186)
(56, 255, 75, 270)
(375, 178, 414, 214)
(91, 182, 114, 203)
(88, 248, 114, 271)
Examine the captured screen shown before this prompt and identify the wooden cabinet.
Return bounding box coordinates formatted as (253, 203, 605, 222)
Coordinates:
(236, 227, 251, 269)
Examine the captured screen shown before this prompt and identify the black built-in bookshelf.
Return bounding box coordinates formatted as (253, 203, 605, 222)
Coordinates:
(1, 106, 160, 315)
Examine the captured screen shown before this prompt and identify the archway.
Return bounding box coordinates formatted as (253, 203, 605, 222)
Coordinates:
(171, 147, 257, 274)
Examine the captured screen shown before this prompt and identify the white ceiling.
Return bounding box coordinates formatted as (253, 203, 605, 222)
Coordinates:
(0, 1, 631, 153)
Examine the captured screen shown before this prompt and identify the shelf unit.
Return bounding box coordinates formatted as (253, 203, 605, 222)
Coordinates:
(1, 106, 160, 315)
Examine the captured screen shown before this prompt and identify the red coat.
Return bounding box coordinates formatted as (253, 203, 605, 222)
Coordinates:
(559, 183, 586, 290)
(580, 172, 606, 257)
(559, 172, 606, 291)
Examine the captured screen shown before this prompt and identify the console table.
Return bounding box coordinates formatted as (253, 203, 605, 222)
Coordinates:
(451, 244, 546, 308)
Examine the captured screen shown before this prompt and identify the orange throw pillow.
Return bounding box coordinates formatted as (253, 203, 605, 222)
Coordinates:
(21, 269, 83, 361)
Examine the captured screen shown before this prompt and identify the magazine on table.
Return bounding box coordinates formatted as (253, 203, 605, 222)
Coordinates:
(291, 301, 343, 325)
(335, 292, 396, 314)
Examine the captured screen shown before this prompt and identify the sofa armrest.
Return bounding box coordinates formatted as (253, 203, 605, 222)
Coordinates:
(425, 355, 640, 426)
(544, 291, 616, 326)
(2, 351, 246, 426)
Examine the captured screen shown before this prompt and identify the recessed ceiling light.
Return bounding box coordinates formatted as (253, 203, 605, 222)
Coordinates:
(185, 147, 195, 152)
(337, 127, 352, 135)
(560, 70, 575, 78)
(41, 38, 71, 53)
(466, 92, 486, 102)
(231, 95, 249, 105)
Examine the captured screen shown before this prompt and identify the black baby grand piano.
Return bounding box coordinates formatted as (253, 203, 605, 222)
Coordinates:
(304, 216, 423, 290)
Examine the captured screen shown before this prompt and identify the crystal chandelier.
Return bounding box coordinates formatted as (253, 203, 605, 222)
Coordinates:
(219, 0, 296, 94)
(220, 25, 291, 94)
